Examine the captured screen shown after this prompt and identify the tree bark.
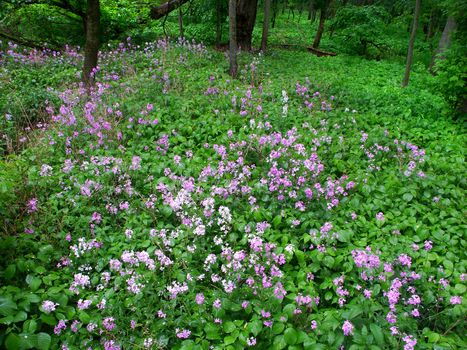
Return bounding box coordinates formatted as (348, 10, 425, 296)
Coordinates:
(216, 0, 222, 47)
(308, 1, 314, 21)
(260, 0, 271, 51)
(229, 0, 237, 77)
(82, 0, 100, 88)
(150, 0, 190, 20)
(236, 0, 258, 51)
(178, 0, 184, 38)
(429, 16, 456, 72)
(272, 0, 278, 28)
(402, 0, 421, 87)
(312, 6, 326, 48)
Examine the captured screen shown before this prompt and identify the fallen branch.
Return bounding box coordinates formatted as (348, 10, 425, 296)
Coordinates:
(0, 29, 60, 51)
(307, 46, 337, 57)
(150, 0, 190, 20)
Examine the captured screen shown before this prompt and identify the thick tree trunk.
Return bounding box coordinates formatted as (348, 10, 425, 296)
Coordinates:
(236, 0, 258, 51)
(312, 7, 326, 48)
(82, 0, 100, 88)
(402, 0, 421, 87)
(429, 16, 456, 72)
(229, 0, 237, 77)
(150, 0, 190, 20)
(261, 0, 271, 51)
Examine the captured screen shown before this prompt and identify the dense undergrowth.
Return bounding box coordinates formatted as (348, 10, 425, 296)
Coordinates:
(0, 34, 466, 350)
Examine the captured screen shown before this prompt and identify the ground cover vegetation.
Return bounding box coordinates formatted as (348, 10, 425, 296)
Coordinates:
(0, 0, 465, 349)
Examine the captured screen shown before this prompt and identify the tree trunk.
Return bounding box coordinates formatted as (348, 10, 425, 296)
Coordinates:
(429, 16, 456, 72)
(272, 0, 278, 28)
(82, 0, 100, 88)
(216, 0, 222, 47)
(308, 1, 314, 21)
(236, 0, 258, 50)
(312, 6, 326, 48)
(178, 0, 184, 38)
(229, 0, 237, 77)
(150, 0, 190, 20)
(261, 0, 271, 51)
(402, 0, 421, 87)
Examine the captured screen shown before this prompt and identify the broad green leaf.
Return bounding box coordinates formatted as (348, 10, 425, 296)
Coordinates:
(284, 328, 298, 345)
(272, 322, 285, 335)
(370, 324, 384, 345)
(33, 333, 51, 350)
(223, 321, 236, 333)
(5, 333, 20, 350)
(0, 296, 17, 316)
(248, 320, 262, 337)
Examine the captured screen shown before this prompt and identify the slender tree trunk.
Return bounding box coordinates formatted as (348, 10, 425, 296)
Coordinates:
(312, 6, 326, 48)
(402, 0, 421, 87)
(229, 0, 237, 77)
(236, 0, 258, 50)
(178, 0, 184, 38)
(261, 0, 271, 51)
(82, 0, 100, 88)
(429, 16, 456, 72)
(216, 0, 222, 47)
(272, 0, 278, 28)
(309, 0, 317, 22)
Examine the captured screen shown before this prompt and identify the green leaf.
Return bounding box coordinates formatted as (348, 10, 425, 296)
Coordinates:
(402, 193, 413, 201)
(337, 230, 353, 243)
(370, 324, 384, 345)
(224, 336, 236, 345)
(25, 275, 42, 291)
(284, 328, 298, 345)
(283, 303, 295, 318)
(22, 293, 40, 304)
(248, 320, 262, 337)
(33, 333, 51, 350)
(205, 323, 220, 340)
(323, 256, 334, 268)
(23, 319, 38, 333)
(272, 215, 282, 228)
(427, 332, 440, 343)
(272, 322, 285, 335)
(13, 311, 27, 323)
(4, 264, 16, 279)
(78, 311, 90, 323)
(40, 313, 56, 326)
(5, 333, 21, 350)
(304, 343, 327, 350)
(223, 321, 236, 333)
(455, 284, 466, 294)
(0, 296, 17, 316)
(273, 335, 287, 349)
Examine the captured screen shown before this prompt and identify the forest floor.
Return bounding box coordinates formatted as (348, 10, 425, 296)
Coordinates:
(0, 34, 465, 350)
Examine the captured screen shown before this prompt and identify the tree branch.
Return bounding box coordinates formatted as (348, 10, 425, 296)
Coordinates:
(150, 0, 190, 20)
(0, 28, 60, 50)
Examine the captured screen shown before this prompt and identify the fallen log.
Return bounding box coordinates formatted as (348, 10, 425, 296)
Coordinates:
(150, 0, 190, 20)
(307, 46, 337, 57)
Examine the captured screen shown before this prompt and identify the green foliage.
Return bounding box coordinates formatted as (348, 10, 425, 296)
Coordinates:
(0, 5, 465, 349)
(330, 5, 393, 57)
(433, 41, 467, 114)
